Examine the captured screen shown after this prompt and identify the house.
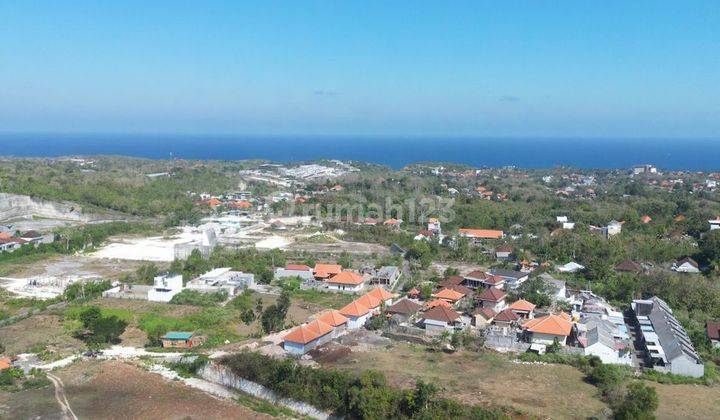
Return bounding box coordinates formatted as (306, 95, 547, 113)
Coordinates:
(148, 273, 184, 303)
(614, 260, 644, 274)
(672, 257, 700, 274)
(709, 217, 720, 231)
(354, 293, 382, 314)
(478, 287, 507, 312)
(283, 325, 321, 355)
(562, 222, 575, 230)
(437, 282, 474, 297)
(556, 216, 568, 223)
(432, 288, 465, 304)
(557, 261, 585, 273)
(706, 320, 720, 348)
(275, 264, 315, 281)
(368, 266, 401, 288)
(509, 299, 536, 319)
(161, 331, 203, 348)
(366, 286, 397, 306)
(641, 215, 653, 224)
(458, 228, 504, 243)
(0, 357, 11, 371)
(422, 306, 461, 336)
(632, 297, 704, 377)
(580, 320, 632, 365)
(495, 245, 513, 260)
(383, 218, 403, 228)
(464, 270, 504, 289)
(605, 220, 623, 237)
(427, 218, 442, 236)
(473, 307, 496, 327)
(522, 313, 573, 346)
(538, 273, 568, 303)
(414, 230, 434, 241)
(305, 319, 335, 346)
(493, 308, 520, 327)
(316, 310, 349, 337)
(489, 268, 529, 289)
(407, 287, 420, 299)
(385, 299, 422, 323)
(427, 298, 454, 309)
(19, 230, 52, 245)
(0, 236, 25, 252)
(313, 263, 343, 280)
(339, 301, 372, 329)
(186, 268, 254, 297)
(327, 271, 366, 292)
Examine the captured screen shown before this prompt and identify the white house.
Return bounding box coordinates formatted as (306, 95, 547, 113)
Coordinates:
(562, 222, 575, 230)
(556, 216, 568, 223)
(326, 271, 365, 292)
(148, 274, 184, 302)
(582, 321, 631, 365)
(522, 314, 573, 346)
(275, 264, 315, 281)
(709, 217, 720, 231)
(339, 301, 371, 329)
(557, 261, 585, 273)
(605, 220, 622, 237)
(186, 268, 254, 297)
(673, 257, 700, 274)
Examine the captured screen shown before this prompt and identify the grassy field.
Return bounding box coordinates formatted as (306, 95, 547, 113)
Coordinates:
(322, 341, 607, 419)
(0, 313, 84, 356)
(289, 289, 355, 310)
(651, 381, 720, 419)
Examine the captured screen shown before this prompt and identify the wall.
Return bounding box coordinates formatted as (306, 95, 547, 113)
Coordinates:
(198, 362, 329, 419)
(0, 193, 91, 222)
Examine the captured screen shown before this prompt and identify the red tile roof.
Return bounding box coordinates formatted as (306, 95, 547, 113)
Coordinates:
(426, 299, 453, 309)
(432, 288, 465, 302)
(285, 264, 312, 271)
(385, 299, 422, 315)
(355, 293, 382, 309)
(367, 287, 397, 302)
(707, 320, 720, 341)
(314, 264, 343, 275)
(422, 306, 461, 323)
(494, 308, 520, 323)
(509, 299, 536, 312)
(473, 307, 497, 319)
(478, 287, 506, 302)
(305, 319, 334, 337)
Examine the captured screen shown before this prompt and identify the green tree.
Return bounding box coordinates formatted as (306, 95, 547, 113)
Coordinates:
(613, 381, 659, 420)
(338, 251, 353, 269)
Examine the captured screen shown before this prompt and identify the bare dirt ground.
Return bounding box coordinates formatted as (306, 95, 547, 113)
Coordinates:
(9, 254, 150, 279)
(2, 360, 272, 420)
(431, 261, 488, 276)
(321, 341, 606, 419)
(288, 239, 389, 255)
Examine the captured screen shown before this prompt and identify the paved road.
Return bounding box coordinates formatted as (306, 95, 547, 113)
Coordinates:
(46, 372, 78, 420)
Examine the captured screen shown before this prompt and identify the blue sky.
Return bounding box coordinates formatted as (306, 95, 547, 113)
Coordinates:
(1, 1, 718, 137)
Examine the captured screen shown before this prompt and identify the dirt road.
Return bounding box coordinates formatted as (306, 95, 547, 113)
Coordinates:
(47, 372, 79, 420)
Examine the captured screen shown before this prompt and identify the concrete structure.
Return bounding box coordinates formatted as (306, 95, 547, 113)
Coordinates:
(275, 264, 314, 281)
(326, 271, 365, 292)
(580, 319, 632, 365)
(339, 301, 372, 329)
(148, 273, 184, 303)
(422, 306, 461, 336)
(186, 268, 254, 296)
(709, 217, 720, 231)
(672, 257, 700, 274)
(368, 266, 401, 288)
(632, 297, 704, 378)
(489, 268, 529, 289)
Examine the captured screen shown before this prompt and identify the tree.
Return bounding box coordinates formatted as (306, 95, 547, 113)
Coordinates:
(260, 291, 291, 333)
(443, 267, 460, 277)
(338, 251, 353, 269)
(613, 381, 658, 420)
(546, 337, 562, 354)
(76, 306, 127, 346)
(700, 230, 720, 263)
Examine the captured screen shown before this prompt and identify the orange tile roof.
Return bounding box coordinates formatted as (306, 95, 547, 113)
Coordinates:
(339, 301, 371, 317)
(459, 228, 504, 239)
(432, 288, 465, 301)
(384, 218, 400, 225)
(314, 264, 343, 275)
(0, 357, 11, 371)
(286, 264, 312, 271)
(0, 232, 11, 240)
(367, 287, 397, 302)
(522, 314, 572, 336)
(355, 293, 382, 309)
(427, 298, 453, 309)
(283, 325, 320, 345)
(641, 215, 652, 223)
(407, 287, 420, 297)
(306, 319, 334, 337)
(208, 198, 221, 207)
(327, 271, 364, 286)
(509, 299, 536, 312)
(317, 310, 348, 327)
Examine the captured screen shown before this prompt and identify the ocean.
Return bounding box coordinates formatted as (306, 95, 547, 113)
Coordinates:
(1, 133, 719, 171)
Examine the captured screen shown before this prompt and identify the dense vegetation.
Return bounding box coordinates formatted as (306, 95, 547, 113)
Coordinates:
(220, 351, 509, 419)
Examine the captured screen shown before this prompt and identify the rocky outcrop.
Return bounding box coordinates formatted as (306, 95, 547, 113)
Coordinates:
(0, 193, 91, 222)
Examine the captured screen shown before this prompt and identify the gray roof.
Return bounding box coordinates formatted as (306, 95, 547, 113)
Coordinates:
(585, 319, 616, 348)
(635, 296, 702, 364)
(490, 268, 527, 279)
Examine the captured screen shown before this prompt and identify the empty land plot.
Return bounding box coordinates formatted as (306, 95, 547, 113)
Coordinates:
(322, 342, 607, 419)
(0, 314, 84, 355)
(55, 360, 272, 419)
(651, 381, 720, 420)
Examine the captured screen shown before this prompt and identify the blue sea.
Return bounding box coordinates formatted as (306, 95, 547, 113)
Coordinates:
(1, 133, 719, 171)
